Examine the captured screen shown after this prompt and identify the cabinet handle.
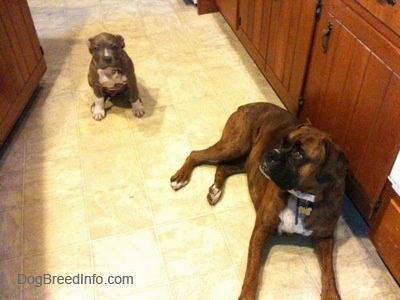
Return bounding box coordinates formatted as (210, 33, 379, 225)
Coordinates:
(387, 0, 396, 6)
(322, 22, 333, 54)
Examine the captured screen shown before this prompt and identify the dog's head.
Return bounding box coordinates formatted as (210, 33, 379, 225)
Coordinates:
(260, 124, 348, 195)
(88, 32, 125, 69)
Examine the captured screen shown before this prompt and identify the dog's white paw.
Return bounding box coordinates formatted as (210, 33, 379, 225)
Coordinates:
(132, 100, 145, 118)
(92, 97, 106, 121)
(170, 180, 188, 191)
(92, 106, 106, 121)
(207, 184, 222, 205)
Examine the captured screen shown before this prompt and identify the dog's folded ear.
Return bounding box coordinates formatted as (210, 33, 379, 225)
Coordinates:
(87, 38, 94, 54)
(317, 139, 349, 183)
(116, 35, 125, 49)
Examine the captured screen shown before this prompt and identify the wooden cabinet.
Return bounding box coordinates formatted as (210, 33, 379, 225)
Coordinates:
(236, 0, 318, 113)
(215, 0, 238, 30)
(299, 0, 400, 222)
(370, 180, 400, 284)
(0, 0, 46, 146)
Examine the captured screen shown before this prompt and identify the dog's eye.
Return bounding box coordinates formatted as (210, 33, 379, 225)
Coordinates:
(111, 44, 118, 50)
(292, 150, 303, 160)
(92, 45, 99, 51)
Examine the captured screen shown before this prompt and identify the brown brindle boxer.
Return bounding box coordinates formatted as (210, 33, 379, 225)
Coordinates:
(170, 102, 348, 300)
(88, 32, 144, 121)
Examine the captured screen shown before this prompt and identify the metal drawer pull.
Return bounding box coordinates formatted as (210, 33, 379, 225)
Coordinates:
(322, 22, 333, 54)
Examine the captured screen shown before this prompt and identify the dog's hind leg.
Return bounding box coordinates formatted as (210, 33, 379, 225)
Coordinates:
(208, 160, 245, 205)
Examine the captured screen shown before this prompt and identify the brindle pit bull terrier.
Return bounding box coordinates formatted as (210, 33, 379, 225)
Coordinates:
(87, 32, 144, 121)
(170, 102, 348, 300)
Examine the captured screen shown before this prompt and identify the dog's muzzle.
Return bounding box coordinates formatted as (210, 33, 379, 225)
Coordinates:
(259, 149, 281, 179)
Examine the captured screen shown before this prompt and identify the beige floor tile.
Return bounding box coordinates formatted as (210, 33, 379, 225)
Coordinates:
(336, 258, 394, 299)
(157, 51, 204, 76)
(207, 64, 271, 95)
(196, 46, 253, 71)
(24, 156, 83, 204)
(92, 229, 167, 298)
(0, 134, 24, 172)
(218, 87, 277, 115)
(128, 105, 184, 139)
(124, 36, 154, 59)
(23, 196, 88, 255)
(150, 30, 193, 56)
(144, 13, 183, 35)
(157, 214, 233, 280)
(78, 114, 134, 151)
(175, 99, 228, 137)
(103, 16, 147, 39)
(25, 123, 80, 163)
(145, 175, 212, 225)
(165, 71, 217, 103)
(170, 267, 241, 300)
(22, 243, 94, 299)
(257, 252, 319, 297)
(186, 23, 240, 53)
(134, 134, 191, 180)
(0, 170, 23, 210)
(81, 145, 142, 192)
(216, 204, 255, 264)
(0, 258, 22, 299)
(117, 285, 172, 300)
(87, 183, 152, 240)
(0, 208, 22, 260)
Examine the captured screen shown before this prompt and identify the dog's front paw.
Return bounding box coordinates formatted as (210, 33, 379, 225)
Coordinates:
(170, 169, 190, 191)
(92, 105, 106, 121)
(207, 184, 222, 205)
(132, 100, 145, 118)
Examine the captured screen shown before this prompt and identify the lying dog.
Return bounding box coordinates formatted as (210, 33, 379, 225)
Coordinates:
(87, 32, 144, 120)
(170, 102, 348, 299)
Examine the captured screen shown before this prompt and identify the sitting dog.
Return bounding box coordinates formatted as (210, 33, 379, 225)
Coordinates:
(170, 102, 348, 299)
(87, 32, 144, 120)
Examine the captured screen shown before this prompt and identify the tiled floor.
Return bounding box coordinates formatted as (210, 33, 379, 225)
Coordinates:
(1, 0, 399, 299)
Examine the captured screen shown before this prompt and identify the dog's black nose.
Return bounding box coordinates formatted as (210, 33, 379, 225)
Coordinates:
(265, 149, 281, 163)
(103, 56, 112, 63)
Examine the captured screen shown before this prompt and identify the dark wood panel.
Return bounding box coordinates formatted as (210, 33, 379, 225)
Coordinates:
(19, 0, 42, 59)
(215, 0, 238, 30)
(6, 0, 37, 74)
(358, 73, 400, 203)
(331, 40, 370, 147)
(282, 0, 303, 89)
(344, 54, 391, 175)
(0, 1, 29, 81)
(354, 0, 400, 38)
(370, 180, 400, 284)
(0, 2, 25, 94)
(317, 24, 356, 134)
(197, 0, 219, 15)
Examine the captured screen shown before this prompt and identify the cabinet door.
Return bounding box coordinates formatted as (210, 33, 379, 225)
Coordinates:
(0, 0, 46, 145)
(215, 0, 238, 30)
(263, 0, 316, 113)
(300, 0, 400, 221)
(370, 180, 400, 284)
(237, 0, 271, 68)
(237, 0, 317, 113)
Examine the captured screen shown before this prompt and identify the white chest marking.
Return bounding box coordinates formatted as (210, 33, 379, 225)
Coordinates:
(97, 68, 127, 89)
(278, 196, 313, 236)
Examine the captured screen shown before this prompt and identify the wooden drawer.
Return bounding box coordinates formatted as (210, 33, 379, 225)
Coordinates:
(354, 0, 400, 37)
(370, 180, 400, 284)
